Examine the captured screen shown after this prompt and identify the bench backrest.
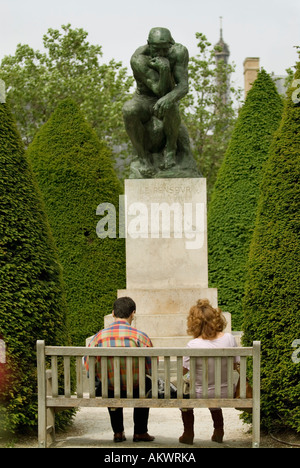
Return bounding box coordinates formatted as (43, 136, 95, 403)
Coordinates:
(37, 340, 260, 410)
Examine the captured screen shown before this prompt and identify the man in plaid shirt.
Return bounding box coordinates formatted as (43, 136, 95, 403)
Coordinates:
(86, 296, 155, 443)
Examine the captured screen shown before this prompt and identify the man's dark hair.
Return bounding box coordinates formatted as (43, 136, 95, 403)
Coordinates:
(113, 297, 136, 319)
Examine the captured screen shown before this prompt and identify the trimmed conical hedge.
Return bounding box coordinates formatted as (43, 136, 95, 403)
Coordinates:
(0, 102, 70, 432)
(207, 69, 283, 328)
(242, 62, 300, 432)
(27, 99, 125, 345)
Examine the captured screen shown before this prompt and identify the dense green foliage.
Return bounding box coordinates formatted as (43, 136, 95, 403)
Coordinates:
(0, 103, 70, 432)
(207, 70, 283, 328)
(242, 62, 300, 432)
(27, 99, 126, 345)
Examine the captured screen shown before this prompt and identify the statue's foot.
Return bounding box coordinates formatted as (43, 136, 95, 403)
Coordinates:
(129, 157, 154, 179)
(139, 158, 155, 177)
(164, 151, 176, 169)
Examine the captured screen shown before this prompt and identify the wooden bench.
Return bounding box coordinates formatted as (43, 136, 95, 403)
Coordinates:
(37, 340, 261, 448)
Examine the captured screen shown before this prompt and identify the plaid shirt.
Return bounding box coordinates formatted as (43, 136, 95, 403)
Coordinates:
(85, 320, 153, 390)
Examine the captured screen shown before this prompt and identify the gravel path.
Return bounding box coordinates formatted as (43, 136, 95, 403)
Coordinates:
(2, 408, 298, 448)
(52, 407, 253, 448)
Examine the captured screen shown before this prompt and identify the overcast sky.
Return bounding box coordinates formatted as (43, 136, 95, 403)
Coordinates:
(1, 0, 299, 90)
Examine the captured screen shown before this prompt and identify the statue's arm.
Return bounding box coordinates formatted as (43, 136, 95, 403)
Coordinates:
(153, 45, 189, 119)
(167, 44, 189, 101)
(131, 47, 171, 97)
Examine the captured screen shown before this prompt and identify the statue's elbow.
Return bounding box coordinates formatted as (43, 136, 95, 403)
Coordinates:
(183, 82, 189, 95)
(176, 83, 188, 98)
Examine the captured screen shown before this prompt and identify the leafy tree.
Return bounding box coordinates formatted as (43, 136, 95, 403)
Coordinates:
(242, 61, 300, 433)
(181, 33, 242, 199)
(207, 69, 283, 329)
(0, 102, 71, 432)
(26, 99, 126, 346)
(0, 24, 134, 176)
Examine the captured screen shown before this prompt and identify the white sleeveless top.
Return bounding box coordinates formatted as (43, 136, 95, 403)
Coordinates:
(183, 333, 240, 398)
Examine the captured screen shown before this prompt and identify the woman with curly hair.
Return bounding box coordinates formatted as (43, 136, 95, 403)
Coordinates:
(179, 299, 239, 445)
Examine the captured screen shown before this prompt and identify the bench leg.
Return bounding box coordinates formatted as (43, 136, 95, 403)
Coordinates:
(252, 399, 260, 447)
(252, 340, 261, 448)
(47, 408, 56, 446)
(38, 403, 47, 448)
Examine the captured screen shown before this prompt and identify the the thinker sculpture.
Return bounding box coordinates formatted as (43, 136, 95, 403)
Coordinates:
(123, 27, 200, 179)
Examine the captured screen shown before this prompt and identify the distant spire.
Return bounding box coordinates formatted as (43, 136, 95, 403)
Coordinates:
(214, 17, 231, 105)
(220, 16, 223, 40)
(215, 16, 230, 63)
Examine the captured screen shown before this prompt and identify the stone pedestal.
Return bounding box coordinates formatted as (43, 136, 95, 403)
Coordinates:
(104, 178, 230, 346)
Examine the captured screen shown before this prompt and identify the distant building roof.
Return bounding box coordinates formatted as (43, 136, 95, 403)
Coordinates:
(215, 17, 230, 62)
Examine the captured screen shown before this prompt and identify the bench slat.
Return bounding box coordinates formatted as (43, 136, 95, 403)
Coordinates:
(164, 357, 171, 399)
(189, 357, 196, 399)
(64, 356, 71, 398)
(214, 357, 222, 398)
(176, 357, 183, 399)
(126, 357, 133, 398)
(101, 357, 108, 398)
(45, 347, 253, 357)
(139, 357, 146, 398)
(202, 357, 208, 398)
(88, 357, 95, 398)
(46, 396, 253, 409)
(240, 356, 247, 399)
(113, 357, 121, 398)
(51, 356, 58, 397)
(151, 357, 158, 398)
(227, 357, 234, 398)
(76, 356, 83, 398)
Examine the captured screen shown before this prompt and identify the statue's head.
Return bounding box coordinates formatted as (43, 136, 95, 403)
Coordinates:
(147, 27, 175, 57)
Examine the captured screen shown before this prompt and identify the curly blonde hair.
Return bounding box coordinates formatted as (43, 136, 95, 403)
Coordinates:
(187, 299, 227, 339)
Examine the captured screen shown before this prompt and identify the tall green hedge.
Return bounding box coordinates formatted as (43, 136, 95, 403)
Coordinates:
(27, 99, 125, 345)
(242, 62, 300, 432)
(207, 69, 283, 329)
(0, 103, 70, 432)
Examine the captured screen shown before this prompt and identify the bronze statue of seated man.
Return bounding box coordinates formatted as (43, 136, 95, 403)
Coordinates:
(123, 27, 199, 179)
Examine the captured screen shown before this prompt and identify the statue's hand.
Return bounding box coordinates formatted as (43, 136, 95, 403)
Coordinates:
(149, 56, 170, 71)
(153, 95, 173, 120)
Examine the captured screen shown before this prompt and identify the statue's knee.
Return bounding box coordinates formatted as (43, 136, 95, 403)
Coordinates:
(164, 107, 180, 127)
(122, 101, 136, 121)
(165, 104, 180, 119)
